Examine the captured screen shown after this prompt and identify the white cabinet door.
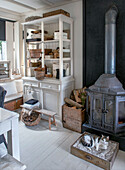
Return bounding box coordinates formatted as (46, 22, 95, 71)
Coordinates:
(42, 89, 59, 115)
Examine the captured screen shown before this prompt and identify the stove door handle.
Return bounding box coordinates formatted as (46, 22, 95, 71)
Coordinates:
(102, 109, 108, 114)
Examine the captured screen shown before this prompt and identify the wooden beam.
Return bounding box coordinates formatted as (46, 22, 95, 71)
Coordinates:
(5, 0, 36, 10)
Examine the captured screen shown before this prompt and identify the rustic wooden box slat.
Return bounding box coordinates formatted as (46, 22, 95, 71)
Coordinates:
(70, 133, 119, 170)
(62, 104, 85, 133)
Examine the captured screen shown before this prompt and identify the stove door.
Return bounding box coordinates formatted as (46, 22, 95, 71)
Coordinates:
(92, 94, 114, 132)
(103, 96, 114, 131)
(92, 94, 102, 127)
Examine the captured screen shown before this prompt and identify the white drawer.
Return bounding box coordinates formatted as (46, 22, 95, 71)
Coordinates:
(40, 83, 60, 91)
(23, 81, 39, 87)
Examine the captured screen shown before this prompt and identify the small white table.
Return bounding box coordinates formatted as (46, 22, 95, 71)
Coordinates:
(0, 108, 20, 161)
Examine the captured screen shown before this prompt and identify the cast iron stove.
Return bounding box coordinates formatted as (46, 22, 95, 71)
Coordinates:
(82, 5, 125, 150)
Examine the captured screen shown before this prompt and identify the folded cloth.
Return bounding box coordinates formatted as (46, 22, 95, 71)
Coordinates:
(25, 99, 38, 105)
(23, 102, 40, 110)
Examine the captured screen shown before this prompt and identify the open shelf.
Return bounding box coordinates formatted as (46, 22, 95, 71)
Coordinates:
(44, 40, 59, 43)
(45, 58, 59, 61)
(63, 58, 71, 61)
(27, 57, 40, 60)
(63, 49, 70, 53)
(26, 39, 70, 44)
(63, 39, 71, 42)
(26, 38, 41, 43)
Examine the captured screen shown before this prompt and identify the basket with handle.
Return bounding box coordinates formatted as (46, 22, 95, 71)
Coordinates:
(34, 67, 45, 80)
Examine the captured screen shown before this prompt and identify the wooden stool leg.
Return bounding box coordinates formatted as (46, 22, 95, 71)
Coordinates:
(20, 109, 24, 121)
(49, 116, 51, 130)
(53, 115, 57, 126)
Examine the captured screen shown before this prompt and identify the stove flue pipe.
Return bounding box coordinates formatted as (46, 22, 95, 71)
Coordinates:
(105, 5, 118, 74)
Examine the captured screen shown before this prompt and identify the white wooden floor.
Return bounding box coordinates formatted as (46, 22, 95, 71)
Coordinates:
(19, 120, 125, 170)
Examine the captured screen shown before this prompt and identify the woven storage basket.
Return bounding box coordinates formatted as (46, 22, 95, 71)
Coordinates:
(22, 112, 41, 126)
(29, 62, 41, 67)
(34, 68, 45, 80)
(25, 16, 42, 22)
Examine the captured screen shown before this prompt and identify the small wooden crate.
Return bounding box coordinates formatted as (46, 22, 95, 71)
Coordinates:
(70, 133, 119, 170)
(4, 97, 23, 111)
(62, 104, 85, 133)
(43, 9, 70, 18)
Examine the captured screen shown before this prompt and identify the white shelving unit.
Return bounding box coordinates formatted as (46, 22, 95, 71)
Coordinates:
(22, 14, 74, 120)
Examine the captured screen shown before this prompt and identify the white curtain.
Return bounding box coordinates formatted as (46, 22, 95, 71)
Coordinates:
(14, 21, 20, 74)
(6, 21, 21, 74)
(6, 21, 14, 74)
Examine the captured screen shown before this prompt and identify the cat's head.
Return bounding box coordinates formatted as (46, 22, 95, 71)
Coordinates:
(101, 135, 109, 142)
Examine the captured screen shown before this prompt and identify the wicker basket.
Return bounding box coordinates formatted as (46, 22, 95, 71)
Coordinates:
(29, 62, 41, 67)
(34, 68, 45, 80)
(22, 112, 41, 126)
(25, 16, 42, 22)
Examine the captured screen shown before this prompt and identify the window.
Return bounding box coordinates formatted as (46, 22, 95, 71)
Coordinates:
(0, 41, 7, 60)
(0, 20, 6, 61)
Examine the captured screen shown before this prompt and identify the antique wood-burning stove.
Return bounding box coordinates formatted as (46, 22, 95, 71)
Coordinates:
(83, 5, 125, 150)
(86, 74, 125, 133)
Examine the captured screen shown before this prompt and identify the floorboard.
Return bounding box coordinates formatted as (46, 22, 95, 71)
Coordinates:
(18, 120, 125, 170)
(1, 118, 125, 170)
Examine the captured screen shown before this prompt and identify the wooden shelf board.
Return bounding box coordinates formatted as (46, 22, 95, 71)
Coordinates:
(43, 40, 59, 43)
(63, 39, 71, 42)
(63, 49, 70, 52)
(63, 58, 71, 61)
(45, 58, 59, 61)
(27, 58, 40, 60)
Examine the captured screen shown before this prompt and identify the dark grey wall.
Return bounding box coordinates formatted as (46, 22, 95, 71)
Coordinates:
(84, 0, 125, 88)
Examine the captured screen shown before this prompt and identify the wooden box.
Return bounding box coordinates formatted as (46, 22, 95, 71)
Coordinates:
(4, 97, 23, 111)
(70, 133, 119, 170)
(62, 104, 85, 133)
(43, 9, 70, 18)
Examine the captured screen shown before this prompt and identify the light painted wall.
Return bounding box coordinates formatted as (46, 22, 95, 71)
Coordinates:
(21, 0, 83, 88)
